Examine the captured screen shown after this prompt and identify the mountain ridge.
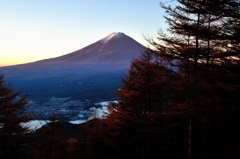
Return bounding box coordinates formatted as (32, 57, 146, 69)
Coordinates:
(1, 32, 145, 71)
(44, 32, 144, 64)
(0, 32, 146, 80)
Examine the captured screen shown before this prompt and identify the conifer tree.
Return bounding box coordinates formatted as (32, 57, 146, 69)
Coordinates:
(0, 74, 33, 159)
(150, 0, 239, 79)
(148, 0, 240, 158)
(106, 49, 176, 158)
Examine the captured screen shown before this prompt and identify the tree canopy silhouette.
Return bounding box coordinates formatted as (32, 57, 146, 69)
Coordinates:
(147, 0, 240, 158)
(0, 74, 34, 159)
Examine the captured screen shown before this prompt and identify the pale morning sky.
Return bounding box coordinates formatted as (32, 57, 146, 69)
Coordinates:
(0, 0, 174, 66)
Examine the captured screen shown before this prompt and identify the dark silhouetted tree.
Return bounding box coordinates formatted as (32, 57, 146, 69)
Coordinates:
(105, 49, 177, 159)
(148, 0, 240, 158)
(32, 116, 66, 159)
(0, 74, 34, 159)
(67, 118, 107, 159)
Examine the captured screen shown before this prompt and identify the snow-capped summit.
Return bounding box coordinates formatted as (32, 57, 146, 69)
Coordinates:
(49, 32, 145, 65)
(101, 32, 126, 43)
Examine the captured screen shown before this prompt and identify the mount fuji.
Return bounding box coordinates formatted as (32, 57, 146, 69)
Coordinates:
(1, 32, 145, 79)
(0, 32, 146, 102)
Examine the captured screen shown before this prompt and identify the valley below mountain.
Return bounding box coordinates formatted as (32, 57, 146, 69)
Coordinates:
(23, 71, 123, 122)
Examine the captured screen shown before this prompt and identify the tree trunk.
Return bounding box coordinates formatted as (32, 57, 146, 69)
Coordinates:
(188, 117, 192, 159)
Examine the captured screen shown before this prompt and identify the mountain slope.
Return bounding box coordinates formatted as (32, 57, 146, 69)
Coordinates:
(0, 32, 145, 78)
(0, 32, 146, 102)
(53, 32, 144, 63)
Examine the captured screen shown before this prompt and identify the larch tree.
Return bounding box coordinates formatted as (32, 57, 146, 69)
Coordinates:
(106, 49, 176, 159)
(148, 0, 240, 158)
(0, 74, 34, 159)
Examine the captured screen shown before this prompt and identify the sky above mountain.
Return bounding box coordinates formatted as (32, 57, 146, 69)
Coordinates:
(0, 0, 174, 66)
